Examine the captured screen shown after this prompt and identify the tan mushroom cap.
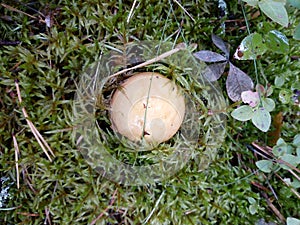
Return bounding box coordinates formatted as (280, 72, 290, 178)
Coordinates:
(110, 72, 185, 144)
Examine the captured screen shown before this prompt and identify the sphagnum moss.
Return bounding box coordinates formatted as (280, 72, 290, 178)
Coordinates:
(1, 0, 299, 224)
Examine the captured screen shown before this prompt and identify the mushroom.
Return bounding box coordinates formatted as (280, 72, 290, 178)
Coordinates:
(110, 72, 185, 144)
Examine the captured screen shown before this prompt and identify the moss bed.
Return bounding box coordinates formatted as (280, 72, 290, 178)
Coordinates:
(0, 1, 299, 224)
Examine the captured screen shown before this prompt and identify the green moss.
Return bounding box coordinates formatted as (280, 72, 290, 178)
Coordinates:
(0, 0, 299, 224)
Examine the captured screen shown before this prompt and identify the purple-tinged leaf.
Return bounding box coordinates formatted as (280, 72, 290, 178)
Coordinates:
(194, 50, 227, 62)
(203, 62, 227, 81)
(241, 90, 259, 107)
(226, 62, 254, 101)
(212, 34, 230, 58)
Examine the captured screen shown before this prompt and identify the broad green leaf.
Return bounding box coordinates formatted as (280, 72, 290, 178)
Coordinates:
(293, 134, 300, 147)
(265, 30, 289, 54)
(274, 144, 294, 157)
(251, 107, 271, 132)
(242, 0, 259, 6)
(297, 147, 300, 157)
(258, 0, 289, 27)
(273, 143, 289, 157)
(226, 63, 254, 101)
(287, 217, 300, 225)
(256, 159, 273, 173)
(279, 154, 300, 170)
(287, 0, 300, 9)
(262, 98, 275, 112)
(231, 105, 254, 121)
(294, 23, 300, 40)
(234, 33, 267, 60)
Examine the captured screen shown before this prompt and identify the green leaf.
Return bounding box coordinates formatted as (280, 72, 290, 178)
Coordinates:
(294, 23, 300, 40)
(265, 30, 289, 54)
(276, 137, 286, 145)
(287, 217, 300, 225)
(287, 0, 300, 9)
(262, 98, 275, 112)
(291, 179, 300, 188)
(256, 160, 273, 173)
(258, 0, 289, 27)
(297, 147, 300, 157)
(249, 204, 257, 215)
(247, 197, 256, 204)
(251, 108, 271, 132)
(243, 0, 259, 7)
(293, 134, 300, 147)
(231, 105, 254, 121)
(279, 154, 300, 170)
(234, 33, 267, 60)
(279, 89, 292, 103)
(274, 76, 285, 87)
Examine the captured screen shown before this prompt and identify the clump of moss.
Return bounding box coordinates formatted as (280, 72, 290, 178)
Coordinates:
(1, 0, 299, 224)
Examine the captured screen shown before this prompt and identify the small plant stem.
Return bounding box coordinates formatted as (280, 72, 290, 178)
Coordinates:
(12, 133, 20, 189)
(241, 2, 261, 101)
(257, 60, 268, 86)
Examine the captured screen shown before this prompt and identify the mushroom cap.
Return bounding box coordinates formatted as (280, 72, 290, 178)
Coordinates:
(110, 72, 185, 144)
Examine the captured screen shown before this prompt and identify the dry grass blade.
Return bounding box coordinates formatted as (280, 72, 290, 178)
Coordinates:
(172, 0, 195, 22)
(12, 134, 20, 189)
(275, 173, 300, 199)
(127, 0, 138, 23)
(107, 44, 187, 79)
(261, 192, 286, 224)
(15, 80, 54, 162)
(1, 3, 38, 20)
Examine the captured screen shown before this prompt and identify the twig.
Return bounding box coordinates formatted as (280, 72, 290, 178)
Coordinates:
(107, 44, 186, 79)
(261, 192, 286, 224)
(90, 188, 118, 225)
(12, 133, 20, 189)
(15, 80, 54, 161)
(172, 0, 195, 23)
